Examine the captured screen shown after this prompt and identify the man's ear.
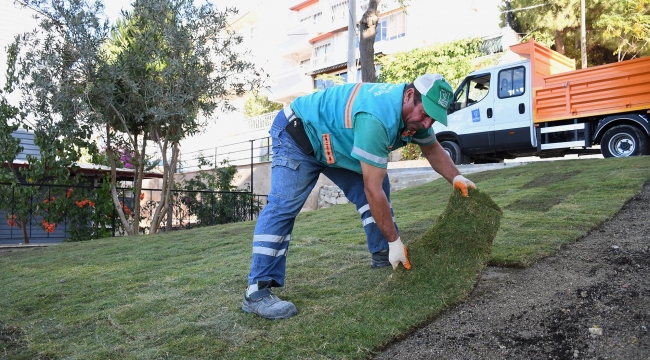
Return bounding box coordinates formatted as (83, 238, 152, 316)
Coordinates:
(403, 87, 414, 104)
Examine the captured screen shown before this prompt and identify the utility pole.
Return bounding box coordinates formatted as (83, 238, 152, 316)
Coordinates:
(505, 0, 514, 29)
(580, 0, 587, 68)
(347, 0, 357, 83)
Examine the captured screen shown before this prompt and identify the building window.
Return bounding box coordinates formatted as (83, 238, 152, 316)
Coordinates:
(331, 1, 348, 23)
(314, 69, 362, 90)
(300, 11, 323, 24)
(312, 43, 331, 67)
(375, 11, 406, 42)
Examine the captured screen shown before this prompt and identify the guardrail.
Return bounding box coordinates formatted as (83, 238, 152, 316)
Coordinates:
(177, 136, 272, 172)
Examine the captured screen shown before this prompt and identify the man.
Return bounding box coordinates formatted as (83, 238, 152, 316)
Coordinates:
(242, 74, 476, 320)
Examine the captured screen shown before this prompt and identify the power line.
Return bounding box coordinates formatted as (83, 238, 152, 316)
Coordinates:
(8, 0, 51, 20)
(501, 3, 551, 14)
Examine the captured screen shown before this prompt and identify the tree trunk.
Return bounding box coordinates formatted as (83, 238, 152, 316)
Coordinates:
(150, 141, 178, 234)
(360, 0, 381, 83)
(20, 220, 29, 244)
(106, 125, 134, 235)
(132, 133, 147, 235)
(555, 29, 565, 55)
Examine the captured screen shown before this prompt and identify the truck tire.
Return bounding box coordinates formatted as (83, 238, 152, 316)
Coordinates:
(440, 141, 464, 165)
(600, 125, 648, 158)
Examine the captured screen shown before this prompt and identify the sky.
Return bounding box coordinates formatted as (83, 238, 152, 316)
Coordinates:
(103, 0, 132, 22)
(0, 0, 264, 93)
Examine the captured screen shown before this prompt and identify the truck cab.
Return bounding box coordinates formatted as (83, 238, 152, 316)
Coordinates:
(433, 60, 537, 164)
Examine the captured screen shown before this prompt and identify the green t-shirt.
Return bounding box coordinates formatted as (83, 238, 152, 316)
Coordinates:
(291, 83, 437, 173)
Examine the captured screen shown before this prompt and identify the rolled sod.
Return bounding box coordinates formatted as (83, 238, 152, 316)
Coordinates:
(416, 187, 501, 258)
(393, 188, 502, 291)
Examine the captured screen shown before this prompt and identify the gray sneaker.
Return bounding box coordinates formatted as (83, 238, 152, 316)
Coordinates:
(371, 249, 391, 268)
(242, 288, 298, 320)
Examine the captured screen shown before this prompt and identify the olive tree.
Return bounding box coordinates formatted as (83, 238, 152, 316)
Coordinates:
(8, 0, 260, 236)
(1, 30, 88, 243)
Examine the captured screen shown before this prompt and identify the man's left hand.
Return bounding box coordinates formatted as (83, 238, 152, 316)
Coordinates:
(453, 175, 476, 197)
(388, 237, 412, 270)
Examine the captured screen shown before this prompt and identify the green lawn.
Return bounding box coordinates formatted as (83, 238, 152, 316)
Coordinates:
(1, 156, 649, 359)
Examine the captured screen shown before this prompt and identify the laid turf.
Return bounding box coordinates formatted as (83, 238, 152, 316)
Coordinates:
(1, 157, 649, 359)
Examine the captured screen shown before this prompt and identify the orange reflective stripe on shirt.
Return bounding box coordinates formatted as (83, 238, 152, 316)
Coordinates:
(345, 83, 363, 129)
(322, 133, 335, 164)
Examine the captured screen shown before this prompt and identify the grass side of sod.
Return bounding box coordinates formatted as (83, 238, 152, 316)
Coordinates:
(1, 156, 649, 359)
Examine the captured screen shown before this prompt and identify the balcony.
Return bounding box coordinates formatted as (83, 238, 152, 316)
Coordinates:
(267, 68, 314, 104)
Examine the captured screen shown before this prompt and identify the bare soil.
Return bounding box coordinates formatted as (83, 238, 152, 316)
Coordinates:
(375, 181, 650, 360)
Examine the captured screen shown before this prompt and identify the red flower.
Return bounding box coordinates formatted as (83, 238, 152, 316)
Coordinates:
(140, 192, 145, 200)
(41, 219, 56, 233)
(120, 201, 132, 216)
(75, 199, 95, 208)
(66, 188, 73, 198)
(7, 214, 17, 227)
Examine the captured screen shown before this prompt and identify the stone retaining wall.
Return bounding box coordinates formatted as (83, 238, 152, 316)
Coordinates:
(318, 185, 350, 209)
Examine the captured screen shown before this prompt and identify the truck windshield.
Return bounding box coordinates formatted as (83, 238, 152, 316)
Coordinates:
(454, 74, 491, 110)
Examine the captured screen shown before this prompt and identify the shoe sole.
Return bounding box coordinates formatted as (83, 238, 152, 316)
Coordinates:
(241, 302, 298, 320)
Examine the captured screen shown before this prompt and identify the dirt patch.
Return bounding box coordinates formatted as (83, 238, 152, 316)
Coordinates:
(375, 181, 650, 360)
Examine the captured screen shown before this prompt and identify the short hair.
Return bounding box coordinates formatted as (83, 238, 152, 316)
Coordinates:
(404, 83, 422, 105)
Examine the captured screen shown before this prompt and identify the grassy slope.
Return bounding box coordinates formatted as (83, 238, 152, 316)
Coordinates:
(1, 157, 649, 359)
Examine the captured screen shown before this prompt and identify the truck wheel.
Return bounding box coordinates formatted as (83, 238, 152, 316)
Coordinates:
(600, 125, 648, 158)
(440, 141, 463, 165)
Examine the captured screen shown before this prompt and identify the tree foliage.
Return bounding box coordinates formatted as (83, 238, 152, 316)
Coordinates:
(503, 0, 650, 65)
(503, 0, 580, 55)
(7, 0, 261, 237)
(243, 93, 283, 118)
(595, 0, 650, 61)
(376, 38, 485, 88)
(0, 33, 85, 243)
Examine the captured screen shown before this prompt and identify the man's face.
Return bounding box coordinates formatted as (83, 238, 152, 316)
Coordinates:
(402, 88, 434, 132)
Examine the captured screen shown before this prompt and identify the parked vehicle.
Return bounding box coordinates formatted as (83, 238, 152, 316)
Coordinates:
(433, 39, 650, 164)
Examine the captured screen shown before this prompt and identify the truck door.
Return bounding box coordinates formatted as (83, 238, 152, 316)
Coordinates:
(493, 65, 534, 150)
(446, 73, 494, 153)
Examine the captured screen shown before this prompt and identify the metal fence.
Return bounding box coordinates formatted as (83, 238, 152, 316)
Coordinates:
(177, 136, 272, 173)
(0, 182, 267, 244)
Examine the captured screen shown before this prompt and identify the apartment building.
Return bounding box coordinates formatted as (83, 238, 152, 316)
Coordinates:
(179, 0, 514, 172)
(266, 0, 505, 105)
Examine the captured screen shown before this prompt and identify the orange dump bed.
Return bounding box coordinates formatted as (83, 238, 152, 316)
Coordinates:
(510, 40, 650, 123)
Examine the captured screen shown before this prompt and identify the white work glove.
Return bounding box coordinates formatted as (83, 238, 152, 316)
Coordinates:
(388, 237, 411, 270)
(453, 175, 476, 197)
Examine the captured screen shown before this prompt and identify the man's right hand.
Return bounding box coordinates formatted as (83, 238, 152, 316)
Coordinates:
(388, 237, 411, 270)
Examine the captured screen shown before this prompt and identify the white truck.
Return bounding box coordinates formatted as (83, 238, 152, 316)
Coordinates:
(433, 39, 650, 164)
